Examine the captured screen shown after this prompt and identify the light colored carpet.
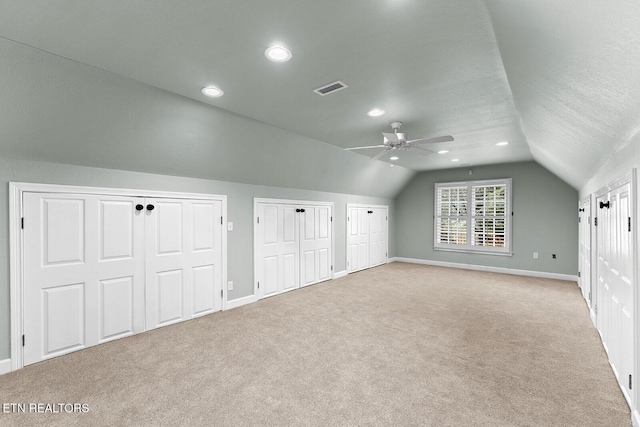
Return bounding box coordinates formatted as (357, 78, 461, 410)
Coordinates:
(0, 262, 631, 426)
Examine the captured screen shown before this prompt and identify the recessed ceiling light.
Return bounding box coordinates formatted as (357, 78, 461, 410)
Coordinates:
(451, 158, 460, 162)
(367, 108, 386, 117)
(265, 45, 292, 62)
(438, 150, 449, 154)
(389, 156, 399, 161)
(201, 86, 224, 97)
(496, 141, 509, 146)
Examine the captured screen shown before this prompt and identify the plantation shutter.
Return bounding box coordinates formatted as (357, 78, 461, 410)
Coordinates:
(434, 179, 512, 255)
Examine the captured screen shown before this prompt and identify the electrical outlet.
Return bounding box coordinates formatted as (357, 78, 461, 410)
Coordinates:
(552, 254, 557, 259)
(227, 222, 233, 231)
(533, 252, 538, 259)
(227, 281, 233, 291)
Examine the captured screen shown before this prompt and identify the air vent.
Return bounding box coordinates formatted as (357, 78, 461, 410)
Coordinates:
(313, 81, 348, 96)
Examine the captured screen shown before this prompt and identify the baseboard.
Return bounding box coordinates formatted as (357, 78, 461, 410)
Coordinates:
(633, 408, 639, 427)
(225, 294, 257, 310)
(390, 257, 579, 282)
(590, 309, 597, 329)
(0, 358, 11, 375)
(333, 270, 348, 279)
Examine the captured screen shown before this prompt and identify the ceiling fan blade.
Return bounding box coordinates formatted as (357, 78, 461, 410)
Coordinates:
(382, 132, 399, 143)
(344, 145, 387, 151)
(370, 148, 391, 161)
(408, 135, 454, 145)
(408, 146, 434, 156)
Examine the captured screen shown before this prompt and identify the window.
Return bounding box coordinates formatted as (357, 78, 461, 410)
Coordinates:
(434, 178, 512, 255)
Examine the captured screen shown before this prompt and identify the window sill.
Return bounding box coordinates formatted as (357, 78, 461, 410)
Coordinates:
(434, 247, 513, 257)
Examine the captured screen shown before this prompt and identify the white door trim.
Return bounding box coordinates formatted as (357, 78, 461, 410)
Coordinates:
(9, 182, 227, 372)
(253, 198, 335, 299)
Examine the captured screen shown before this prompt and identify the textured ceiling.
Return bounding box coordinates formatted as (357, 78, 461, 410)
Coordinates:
(1, 1, 639, 189)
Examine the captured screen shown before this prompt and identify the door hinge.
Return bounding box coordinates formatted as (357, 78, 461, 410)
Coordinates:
(578, 217, 581, 223)
(630, 374, 633, 390)
(21, 218, 24, 229)
(257, 281, 260, 289)
(629, 217, 631, 232)
(221, 216, 223, 225)
(331, 265, 333, 271)
(594, 304, 598, 315)
(22, 335, 25, 347)
(578, 271, 581, 278)
(347, 216, 350, 221)
(257, 217, 260, 224)
(331, 216, 333, 222)
(594, 217, 598, 226)
(588, 292, 591, 301)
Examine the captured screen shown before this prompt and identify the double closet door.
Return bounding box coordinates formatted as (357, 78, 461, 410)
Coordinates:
(594, 174, 635, 407)
(255, 200, 332, 299)
(22, 191, 223, 366)
(347, 204, 388, 273)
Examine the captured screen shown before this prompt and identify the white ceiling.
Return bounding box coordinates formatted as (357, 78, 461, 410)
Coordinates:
(1, 0, 639, 189)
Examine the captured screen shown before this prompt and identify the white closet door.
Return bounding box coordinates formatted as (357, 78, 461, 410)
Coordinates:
(347, 207, 370, 272)
(299, 205, 332, 287)
(257, 203, 299, 299)
(578, 199, 591, 305)
(145, 198, 223, 329)
(596, 182, 634, 407)
(369, 207, 388, 267)
(23, 193, 144, 366)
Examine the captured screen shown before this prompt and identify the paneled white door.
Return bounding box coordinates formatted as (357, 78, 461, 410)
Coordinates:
(300, 205, 332, 287)
(23, 191, 224, 366)
(347, 205, 388, 273)
(369, 207, 388, 268)
(347, 207, 370, 273)
(256, 201, 332, 299)
(596, 181, 634, 407)
(578, 198, 591, 305)
(256, 203, 299, 299)
(23, 193, 145, 365)
(145, 198, 223, 329)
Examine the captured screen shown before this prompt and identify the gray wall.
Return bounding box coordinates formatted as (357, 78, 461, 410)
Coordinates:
(0, 156, 395, 360)
(395, 161, 578, 274)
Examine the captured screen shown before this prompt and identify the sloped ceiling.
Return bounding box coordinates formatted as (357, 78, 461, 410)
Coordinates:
(0, 1, 639, 192)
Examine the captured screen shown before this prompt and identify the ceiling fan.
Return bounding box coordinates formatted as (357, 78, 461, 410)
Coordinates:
(345, 121, 454, 160)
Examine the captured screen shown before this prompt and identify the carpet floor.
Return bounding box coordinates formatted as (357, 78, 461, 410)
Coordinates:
(0, 262, 632, 426)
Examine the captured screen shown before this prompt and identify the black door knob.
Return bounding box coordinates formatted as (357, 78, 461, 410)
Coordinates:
(146, 204, 155, 211)
(300, 208, 305, 213)
(296, 209, 301, 213)
(136, 204, 144, 211)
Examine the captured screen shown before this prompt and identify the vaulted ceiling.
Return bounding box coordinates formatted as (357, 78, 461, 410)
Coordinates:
(1, 0, 639, 191)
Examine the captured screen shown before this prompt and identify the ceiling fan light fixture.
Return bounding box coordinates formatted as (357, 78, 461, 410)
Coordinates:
(389, 156, 399, 161)
(496, 141, 509, 146)
(367, 108, 385, 117)
(265, 45, 292, 62)
(438, 150, 449, 154)
(201, 86, 224, 97)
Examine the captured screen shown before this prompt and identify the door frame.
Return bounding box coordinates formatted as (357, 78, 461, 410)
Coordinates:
(253, 198, 335, 299)
(9, 182, 227, 372)
(345, 203, 389, 274)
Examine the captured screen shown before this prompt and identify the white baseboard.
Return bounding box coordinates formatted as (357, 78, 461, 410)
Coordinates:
(0, 358, 11, 375)
(333, 270, 348, 279)
(633, 409, 639, 427)
(390, 257, 579, 282)
(225, 294, 257, 310)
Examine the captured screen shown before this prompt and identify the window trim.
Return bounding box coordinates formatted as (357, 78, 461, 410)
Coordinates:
(434, 178, 513, 256)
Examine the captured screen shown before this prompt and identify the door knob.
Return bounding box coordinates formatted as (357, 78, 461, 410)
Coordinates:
(146, 204, 155, 211)
(135, 204, 144, 211)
